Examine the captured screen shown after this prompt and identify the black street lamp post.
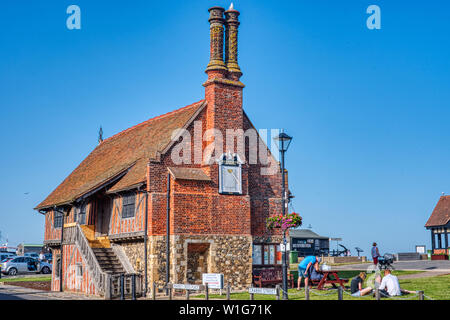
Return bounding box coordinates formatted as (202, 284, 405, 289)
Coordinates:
(274, 131, 292, 300)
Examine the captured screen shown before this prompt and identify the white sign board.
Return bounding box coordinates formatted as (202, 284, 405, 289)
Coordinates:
(416, 245, 426, 254)
(202, 273, 224, 289)
(172, 284, 201, 291)
(249, 287, 277, 295)
(280, 242, 290, 252)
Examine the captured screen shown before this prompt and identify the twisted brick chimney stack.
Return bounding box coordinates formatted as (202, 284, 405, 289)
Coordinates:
(204, 4, 245, 136)
(224, 4, 242, 81)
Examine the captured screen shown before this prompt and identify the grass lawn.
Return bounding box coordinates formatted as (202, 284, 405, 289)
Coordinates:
(195, 271, 446, 300)
(0, 276, 51, 283)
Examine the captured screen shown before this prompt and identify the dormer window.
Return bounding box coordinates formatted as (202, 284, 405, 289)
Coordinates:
(122, 192, 136, 219)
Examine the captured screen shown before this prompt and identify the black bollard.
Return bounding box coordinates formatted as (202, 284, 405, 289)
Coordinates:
(338, 286, 343, 300)
(120, 274, 125, 300)
(418, 291, 424, 301)
(131, 274, 136, 300)
(375, 289, 380, 301)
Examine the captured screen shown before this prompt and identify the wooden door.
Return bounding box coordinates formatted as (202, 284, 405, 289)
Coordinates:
(96, 197, 112, 236)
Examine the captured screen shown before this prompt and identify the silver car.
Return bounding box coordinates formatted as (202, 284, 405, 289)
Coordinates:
(1, 256, 52, 276)
(0, 253, 15, 262)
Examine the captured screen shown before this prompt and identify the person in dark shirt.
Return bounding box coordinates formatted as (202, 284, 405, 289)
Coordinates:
(350, 272, 373, 297)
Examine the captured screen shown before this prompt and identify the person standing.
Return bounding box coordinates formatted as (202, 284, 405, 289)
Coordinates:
(296, 255, 320, 290)
(371, 242, 380, 266)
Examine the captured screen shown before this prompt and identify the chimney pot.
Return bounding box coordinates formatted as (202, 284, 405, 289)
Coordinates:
(205, 7, 227, 76)
(225, 6, 242, 80)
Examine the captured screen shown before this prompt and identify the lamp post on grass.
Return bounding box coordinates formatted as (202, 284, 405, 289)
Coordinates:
(273, 130, 293, 300)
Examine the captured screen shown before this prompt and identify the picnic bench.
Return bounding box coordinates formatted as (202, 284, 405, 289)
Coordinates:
(311, 270, 348, 290)
(253, 268, 294, 288)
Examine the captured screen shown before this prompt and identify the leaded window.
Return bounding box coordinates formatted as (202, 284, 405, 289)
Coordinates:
(53, 210, 63, 229)
(121, 192, 136, 219)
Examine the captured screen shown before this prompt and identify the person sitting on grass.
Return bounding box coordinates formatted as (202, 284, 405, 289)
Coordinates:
(350, 272, 373, 297)
(297, 255, 320, 290)
(375, 269, 416, 297)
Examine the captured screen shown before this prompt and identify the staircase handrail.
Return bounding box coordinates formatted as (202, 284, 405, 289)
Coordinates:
(64, 224, 106, 294)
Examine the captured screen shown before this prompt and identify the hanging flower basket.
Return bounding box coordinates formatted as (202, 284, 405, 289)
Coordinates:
(266, 212, 302, 231)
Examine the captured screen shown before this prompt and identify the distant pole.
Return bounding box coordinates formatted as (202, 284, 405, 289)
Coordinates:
(281, 143, 288, 300)
(165, 173, 171, 295)
(144, 190, 148, 296)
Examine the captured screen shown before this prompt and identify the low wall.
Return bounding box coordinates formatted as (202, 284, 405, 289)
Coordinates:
(297, 256, 367, 264)
(394, 252, 421, 261)
(322, 256, 367, 264)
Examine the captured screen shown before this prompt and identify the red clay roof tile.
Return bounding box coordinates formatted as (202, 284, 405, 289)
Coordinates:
(425, 196, 450, 227)
(36, 100, 205, 209)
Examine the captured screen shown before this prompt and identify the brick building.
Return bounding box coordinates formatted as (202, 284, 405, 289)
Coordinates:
(35, 5, 286, 297)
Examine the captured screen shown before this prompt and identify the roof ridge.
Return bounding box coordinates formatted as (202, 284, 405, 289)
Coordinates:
(102, 99, 205, 143)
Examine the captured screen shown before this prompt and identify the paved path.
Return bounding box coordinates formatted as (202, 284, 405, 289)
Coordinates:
(0, 283, 102, 300)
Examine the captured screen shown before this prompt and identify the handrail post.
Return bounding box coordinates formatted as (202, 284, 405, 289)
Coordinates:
(227, 284, 231, 300)
(375, 289, 381, 301)
(250, 287, 254, 300)
(205, 284, 209, 300)
(169, 284, 173, 300)
(186, 288, 190, 300)
(276, 285, 280, 300)
(152, 282, 156, 300)
(305, 285, 310, 300)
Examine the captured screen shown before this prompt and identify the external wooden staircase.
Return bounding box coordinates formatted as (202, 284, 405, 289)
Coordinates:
(80, 225, 125, 274)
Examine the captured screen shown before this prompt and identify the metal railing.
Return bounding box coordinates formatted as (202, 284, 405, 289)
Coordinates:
(107, 273, 143, 300)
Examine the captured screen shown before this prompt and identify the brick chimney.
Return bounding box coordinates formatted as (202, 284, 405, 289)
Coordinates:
(224, 4, 242, 81)
(203, 5, 245, 154)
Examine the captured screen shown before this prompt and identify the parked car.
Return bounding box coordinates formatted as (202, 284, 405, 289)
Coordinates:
(0, 253, 16, 262)
(0, 256, 15, 273)
(1, 256, 52, 276)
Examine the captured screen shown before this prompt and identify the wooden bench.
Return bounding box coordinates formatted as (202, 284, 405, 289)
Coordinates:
(253, 268, 294, 288)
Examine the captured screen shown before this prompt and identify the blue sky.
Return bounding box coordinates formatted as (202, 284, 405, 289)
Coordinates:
(0, 1, 449, 256)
